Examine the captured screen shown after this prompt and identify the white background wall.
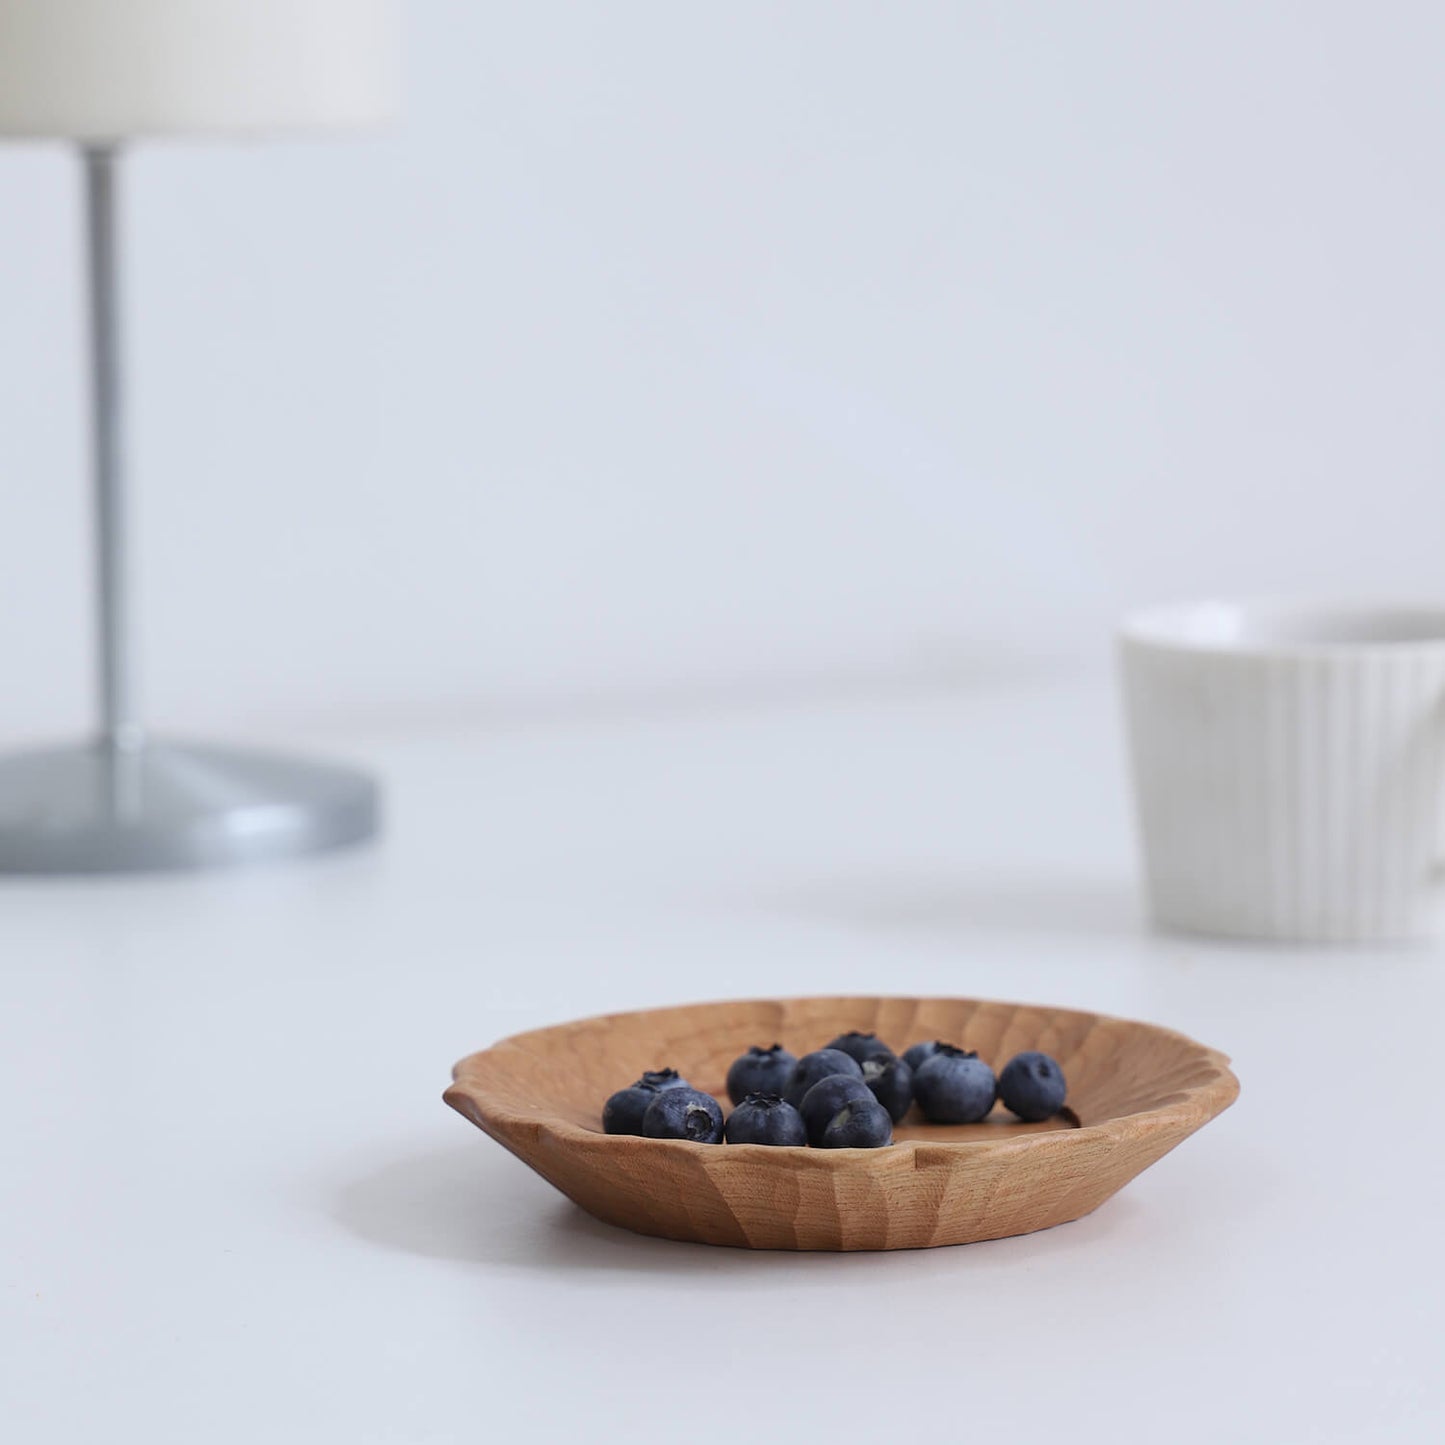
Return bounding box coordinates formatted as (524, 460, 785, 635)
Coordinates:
(3, 1, 1445, 743)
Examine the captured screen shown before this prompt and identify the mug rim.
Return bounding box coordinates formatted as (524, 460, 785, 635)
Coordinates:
(1119, 597, 1445, 657)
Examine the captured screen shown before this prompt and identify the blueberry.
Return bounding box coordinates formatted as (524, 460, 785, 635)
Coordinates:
(816, 1097, 893, 1148)
(998, 1051, 1067, 1121)
(782, 1048, 864, 1108)
(825, 1030, 895, 1066)
(723, 1093, 807, 1146)
(603, 1083, 660, 1135)
(913, 1044, 997, 1124)
(641, 1087, 725, 1144)
(861, 1054, 914, 1123)
(725, 1044, 798, 1106)
(902, 1040, 945, 1073)
(799, 1073, 876, 1144)
(601, 1067, 690, 1134)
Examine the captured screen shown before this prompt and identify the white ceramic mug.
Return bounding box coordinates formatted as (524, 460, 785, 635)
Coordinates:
(1119, 600, 1445, 942)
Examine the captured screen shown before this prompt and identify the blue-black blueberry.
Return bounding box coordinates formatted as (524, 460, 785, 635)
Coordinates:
(603, 1083, 659, 1135)
(725, 1044, 798, 1106)
(825, 1030, 896, 1066)
(998, 1051, 1067, 1121)
(861, 1054, 914, 1122)
(913, 1044, 997, 1124)
(782, 1048, 864, 1108)
(723, 1092, 807, 1146)
(602, 1067, 690, 1134)
(799, 1073, 876, 1144)
(641, 1086, 725, 1143)
(902, 1040, 945, 1073)
(816, 1097, 893, 1148)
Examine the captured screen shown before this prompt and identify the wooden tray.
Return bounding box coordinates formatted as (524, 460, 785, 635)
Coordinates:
(444, 995, 1238, 1251)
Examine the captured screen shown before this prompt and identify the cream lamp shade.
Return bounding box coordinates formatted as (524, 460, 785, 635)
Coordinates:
(0, 0, 400, 138)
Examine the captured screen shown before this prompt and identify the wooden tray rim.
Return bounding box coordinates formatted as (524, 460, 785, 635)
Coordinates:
(444, 993, 1240, 1166)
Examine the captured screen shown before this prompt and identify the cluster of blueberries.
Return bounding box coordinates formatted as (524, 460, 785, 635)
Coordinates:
(601, 1030, 1067, 1150)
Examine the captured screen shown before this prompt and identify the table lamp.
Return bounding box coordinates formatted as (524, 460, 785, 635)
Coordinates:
(0, 1, 399, 872)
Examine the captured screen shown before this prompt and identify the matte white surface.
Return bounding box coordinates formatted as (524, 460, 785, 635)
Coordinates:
(1121, 606, 1445, 941)
(4, 3, 1445, 739)
(2, 680, 1441, 1442)
(0, 0, 399, 137)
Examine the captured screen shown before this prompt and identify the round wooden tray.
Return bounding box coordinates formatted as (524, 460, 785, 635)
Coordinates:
(444, 995, 1238, 1251)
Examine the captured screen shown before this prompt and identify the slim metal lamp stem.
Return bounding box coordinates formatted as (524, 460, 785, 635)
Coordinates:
(0, 146, 377, 872)
(83, 143, 141, 754)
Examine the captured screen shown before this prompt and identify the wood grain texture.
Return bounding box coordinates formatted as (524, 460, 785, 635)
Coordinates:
(444, 995, 1238, 1251)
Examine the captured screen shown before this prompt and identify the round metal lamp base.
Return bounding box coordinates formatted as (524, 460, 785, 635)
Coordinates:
(0, 740, 379, 874)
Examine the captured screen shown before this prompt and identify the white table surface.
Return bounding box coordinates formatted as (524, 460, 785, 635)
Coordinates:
(4, 678, 1441, 1443)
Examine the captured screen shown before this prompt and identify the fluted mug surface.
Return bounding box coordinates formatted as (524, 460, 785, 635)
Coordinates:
(1120, 601, 1445, 943)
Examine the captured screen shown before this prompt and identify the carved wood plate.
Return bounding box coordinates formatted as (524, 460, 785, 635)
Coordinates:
(445, 995, 1238, 1251)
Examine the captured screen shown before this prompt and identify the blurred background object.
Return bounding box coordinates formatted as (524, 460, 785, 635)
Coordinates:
(0, 0, 399, 869)
(2, 2, 1443, 736)
(1121, 599, 1445, 943)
